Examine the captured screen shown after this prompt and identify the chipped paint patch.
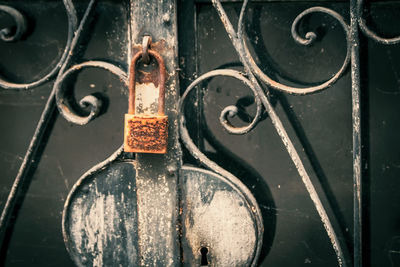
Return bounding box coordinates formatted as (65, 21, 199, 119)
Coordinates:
(63, 161, 139, 266)
(181, 167, 258, 266)
(135, 82, 160, 115)
(135, 164, 179, 266)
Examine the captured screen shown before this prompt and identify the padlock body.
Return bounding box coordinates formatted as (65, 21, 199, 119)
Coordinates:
(124, 114, 168, 153)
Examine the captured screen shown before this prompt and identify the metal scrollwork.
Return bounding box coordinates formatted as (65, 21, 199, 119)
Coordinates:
(187, 0, 398, 266)
(179, 69, 264, 265)
(0, 5, 27, 42)
(242, 5, 351, 95)
(180, 0, 353, 266)
(55, 61, 127, 125)
(181, 69, 262, 134)
(357, 0, 400, 45)
(0, 0, 78, 90)
(0, 0, 127, 249)
(0, 0, 398, 265)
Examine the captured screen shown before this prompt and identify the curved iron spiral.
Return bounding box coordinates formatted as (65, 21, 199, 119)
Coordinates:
(0, 0, 78, 90)
(357, 0, 400, 45)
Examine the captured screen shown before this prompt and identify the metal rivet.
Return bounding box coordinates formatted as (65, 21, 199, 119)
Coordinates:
(162, 13, 170, 24)
(167, 164, 177, 176)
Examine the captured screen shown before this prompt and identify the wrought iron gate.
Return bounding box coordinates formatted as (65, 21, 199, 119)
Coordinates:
(0, 0, 399, 266)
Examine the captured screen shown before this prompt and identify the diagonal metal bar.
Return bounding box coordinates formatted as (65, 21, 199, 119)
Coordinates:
(0, 0, 97, 249)
(211, 0, 348, 266)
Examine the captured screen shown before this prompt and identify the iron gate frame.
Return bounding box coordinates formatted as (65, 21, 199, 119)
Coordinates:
(0, 0, 399, 266)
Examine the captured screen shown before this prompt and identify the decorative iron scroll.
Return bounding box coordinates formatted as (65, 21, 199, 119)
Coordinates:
(0, 0, 127, 249)
(0, 0, 399, 266)
(178, 0, 399, 267)
(0, 5, 26, 43)
(357, 0, 400, 45)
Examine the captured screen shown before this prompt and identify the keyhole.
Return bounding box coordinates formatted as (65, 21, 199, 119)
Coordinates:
(200, 247, 209, 266)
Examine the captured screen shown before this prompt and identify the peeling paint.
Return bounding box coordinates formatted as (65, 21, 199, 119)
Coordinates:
(63, 159, 139, 266)
(135, 82, 160, 115)
(180, 166, 259, 266)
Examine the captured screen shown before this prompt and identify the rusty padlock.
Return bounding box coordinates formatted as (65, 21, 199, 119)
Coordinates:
(124, 49, 168, 153)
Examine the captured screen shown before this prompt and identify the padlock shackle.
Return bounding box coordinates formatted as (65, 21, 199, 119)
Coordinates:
(128, 49, 166, 115)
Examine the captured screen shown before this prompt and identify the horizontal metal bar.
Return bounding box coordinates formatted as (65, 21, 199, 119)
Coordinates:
(197, 0, 348, 3)
(196, 0, 396, 3)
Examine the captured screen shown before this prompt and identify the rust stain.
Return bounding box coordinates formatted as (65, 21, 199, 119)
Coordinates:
(131, 40, 168, 59)
(124, 115, 168, 154)
(128, 48, 167, 116)
(137, 69, 160, 88)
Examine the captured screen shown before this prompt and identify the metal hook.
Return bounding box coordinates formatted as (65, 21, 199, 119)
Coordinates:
(142, 35, 152, 64)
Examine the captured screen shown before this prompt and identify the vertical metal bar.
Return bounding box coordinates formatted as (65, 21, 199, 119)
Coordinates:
(177, 0, 203, 151)
(350, 1, 362, 266)
(129, 0, 182, 265)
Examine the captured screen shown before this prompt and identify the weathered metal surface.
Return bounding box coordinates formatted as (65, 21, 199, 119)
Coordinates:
(0, 0, 100, 251)
(179, 70, 265, 266)
(209, 0, 350, 265)
(1, 0, 399, 266)
(350, 1, 362, 266)
(180, 166, 261, 266)
(124, 49, 168, 154)
(129, 0, 181, 265)
(127, 50, 166, 115)
(64, 1, 180, 266)
(125, 115, 168, 153)
(63, 148, 141, 266)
